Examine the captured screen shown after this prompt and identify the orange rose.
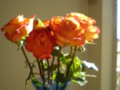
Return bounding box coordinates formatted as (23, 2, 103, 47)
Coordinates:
(49, 16, 85, 47)
(66, 12, 100, 42)
(1, 15, 35, 42)
(25, 27, 56, 59)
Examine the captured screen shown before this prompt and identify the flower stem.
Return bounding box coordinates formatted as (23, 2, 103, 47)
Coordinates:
(51, 56, 55, 68)
(66, 46, 77, 77)
(57, 47, 61, 73)
(21, 46, 33, 75)
(50, 56, 55, 86)
(56, 47, 61, 90)
(37, 59, 45, 85)
(51, 56, 55, 78)
(41, 60, 45, 81)
(40, 60, 47, 90)
(47, 59, 51, 90)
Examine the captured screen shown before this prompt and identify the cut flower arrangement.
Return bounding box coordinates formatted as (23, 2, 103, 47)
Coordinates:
(1, 12, 100, 90)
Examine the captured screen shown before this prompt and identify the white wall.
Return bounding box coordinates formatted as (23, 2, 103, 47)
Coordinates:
(101, 0, 116, 90)
(87, 0, 102, 90)
(85, 0, 116, 90)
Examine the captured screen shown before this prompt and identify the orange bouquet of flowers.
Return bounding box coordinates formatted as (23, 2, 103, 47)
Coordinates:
(1, 12, 100, 90)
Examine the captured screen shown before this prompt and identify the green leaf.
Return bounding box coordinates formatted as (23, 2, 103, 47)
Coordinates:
(60, 54, 67, 66)
(86, 74, 97, 78)
(66, 57, 80, 79)
(67, 57, 87, 81)
(37, 18, 44, 27)
(73, 72, 85, 77)
(52, 73, 57, 81)
(71, 69, 87, 86)
(60, 54, 72, 73)
(80, 61, 86, 72)
(71, 72, 87, 86)
(42, 60, 47, 69)
(73, 72, 86, 80)
(73, 57, 81, 69)
(65, 54, 73, 63)
(69, 56, 81, 73)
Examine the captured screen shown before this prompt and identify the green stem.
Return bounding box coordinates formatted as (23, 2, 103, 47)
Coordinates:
(66, 46, 77, 77)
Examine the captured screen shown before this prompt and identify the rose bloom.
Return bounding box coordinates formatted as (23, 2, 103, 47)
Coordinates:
(66, 12, 100, 42)
(25, 27, 56, 59)
(49, 16, 85, 47)
(1, 15, 35, 42)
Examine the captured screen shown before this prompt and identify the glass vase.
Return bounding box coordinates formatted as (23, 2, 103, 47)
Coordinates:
(32, 79, 70, 90)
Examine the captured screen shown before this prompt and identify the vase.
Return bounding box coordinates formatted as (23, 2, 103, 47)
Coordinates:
(32, 79, 70, 90)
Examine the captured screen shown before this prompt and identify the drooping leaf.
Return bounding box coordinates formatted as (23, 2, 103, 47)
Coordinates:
(83, 61, 98, 71)
(86, 74, 97, 78)
(73, 72, 86, 79)
(71, 72, 87, 86)
(72, 78, 88, 86)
